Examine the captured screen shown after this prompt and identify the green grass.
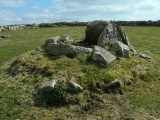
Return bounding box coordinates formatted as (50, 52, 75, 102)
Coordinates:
(0, 26, 86, 66)
(123, 26, 160, 112)
(124, 26, 160, 61)
(0, 26, 160, 119)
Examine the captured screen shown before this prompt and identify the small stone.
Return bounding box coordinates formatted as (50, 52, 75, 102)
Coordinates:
(40, 80, 56, 92)
(67, 81, 83, 93)
(140, 54, 151, 59)
(106, 79, 122, 89)
(105, 79, 123, 94)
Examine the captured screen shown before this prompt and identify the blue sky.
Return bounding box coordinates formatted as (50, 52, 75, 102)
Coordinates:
(0, 0, 160, 25)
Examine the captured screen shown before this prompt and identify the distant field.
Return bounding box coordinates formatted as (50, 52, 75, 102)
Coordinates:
(124, 26, 160, 61)
(0, 26, 160, 119)
(0, 26, 86, 66)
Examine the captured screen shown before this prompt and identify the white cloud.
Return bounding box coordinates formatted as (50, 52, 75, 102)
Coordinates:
(33, 5, 39, 9)
(21, 12, 59, 24)
(0, 0, 160, 25)
(42, 9, 50, 14)
(52, 0, 160, 21)
(0, 10, 24, 25)
(0, 0, 25, 7)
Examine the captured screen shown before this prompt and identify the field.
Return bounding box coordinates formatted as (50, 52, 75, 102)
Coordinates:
(0, 26, 160, 119)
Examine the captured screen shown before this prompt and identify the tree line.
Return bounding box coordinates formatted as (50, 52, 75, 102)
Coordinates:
(38, 20, 160, 27)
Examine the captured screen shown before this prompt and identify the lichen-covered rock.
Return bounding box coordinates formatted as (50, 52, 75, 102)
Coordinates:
(112, 41, 130, 58)
(84, 20, 109, 45)
(116, 25, 130, 47)
(46, 43, 92, 57)
(97, 23, 130, 48)
(98, 23, 119, 46)
(92, 46, 116, 67)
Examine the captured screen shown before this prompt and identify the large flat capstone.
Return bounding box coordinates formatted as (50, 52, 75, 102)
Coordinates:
(46, 43, 93, 56)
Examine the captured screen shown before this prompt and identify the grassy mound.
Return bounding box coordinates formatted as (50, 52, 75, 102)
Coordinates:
(0, 26, 160, 119)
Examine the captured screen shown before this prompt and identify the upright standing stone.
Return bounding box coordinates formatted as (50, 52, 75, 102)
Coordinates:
(112, 41, 130, 58)
(98, 23, 130, 48)
(84, 20, 109, 45)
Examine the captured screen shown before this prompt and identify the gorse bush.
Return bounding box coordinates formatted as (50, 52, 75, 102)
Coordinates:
(36, 84, 67, 107)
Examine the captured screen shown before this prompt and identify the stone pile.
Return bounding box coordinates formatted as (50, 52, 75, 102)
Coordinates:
(45, 20, 136, 67)
(83, 20, 135, 58)
(45, 35, 93, 57)
(9, 21, 139, 108)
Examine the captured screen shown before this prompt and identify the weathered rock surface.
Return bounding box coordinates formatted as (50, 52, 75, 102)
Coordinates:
(40, 80, 56, 91)
(67, 81, 83, 93)
(45, 36, 60, 45)
(97, 23, 130, 47)
(46, 43, 93, 57)
(84, 20, 109, 45)
(59, 34, 74, 42)
(116, 25, 130, 47)
(112, 41, 130, 58)
(98, 23, 119, 46)
(92, 46, 116, 67)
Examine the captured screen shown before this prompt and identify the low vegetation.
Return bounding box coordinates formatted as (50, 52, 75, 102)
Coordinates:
(0, 26, 160, 119)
